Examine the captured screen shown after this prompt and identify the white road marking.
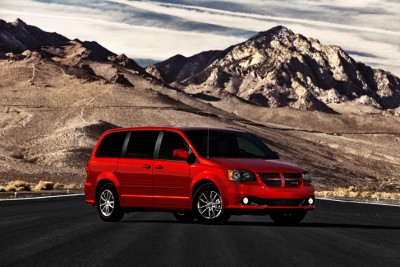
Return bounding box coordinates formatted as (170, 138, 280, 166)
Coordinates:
(0, 194, 398, 207)
(316, 197, 400, 207)
(0, 193, 84, 202)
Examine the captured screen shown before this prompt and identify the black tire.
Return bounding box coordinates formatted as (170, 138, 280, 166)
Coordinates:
(173, 212, 195, 223)
(192, 184, 230, 224)
(269, 210, 306, 225)
(96, 183, 124, 222)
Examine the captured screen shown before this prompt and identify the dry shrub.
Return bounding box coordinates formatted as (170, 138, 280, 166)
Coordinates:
(348, 191, 360, 198)
(54, 182, 64, 189)
(4, 180, 31, 192)
(371, 192, 400, 200)
(348, 186, 356, 192)
(315, 191, 336, 198)
(33, 181, 54, 191)
(65, 183, 78, 189)
(360, 191, 371, 198)
(316, 187, 400, 201)
(333, 187, 348, 198)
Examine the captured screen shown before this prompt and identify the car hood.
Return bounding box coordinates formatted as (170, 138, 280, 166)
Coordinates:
(210, 158, 304, 173)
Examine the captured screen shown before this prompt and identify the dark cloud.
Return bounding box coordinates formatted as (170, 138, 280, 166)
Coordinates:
(346, 50, 377, 59)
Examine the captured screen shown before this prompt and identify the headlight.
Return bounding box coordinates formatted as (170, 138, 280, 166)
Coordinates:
(302, 172, 311, 183)
(227, 170, 256, 182)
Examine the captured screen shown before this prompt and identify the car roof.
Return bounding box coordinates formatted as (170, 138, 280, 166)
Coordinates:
(103, 126, 245, 134)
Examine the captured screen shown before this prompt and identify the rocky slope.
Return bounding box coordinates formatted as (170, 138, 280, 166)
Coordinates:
(0, 18, 146, 84)
(1, 19, 400, 194)
(0, 18, 239, 185)
(0, 18, 68, 53)
(147, 26, 400, 114)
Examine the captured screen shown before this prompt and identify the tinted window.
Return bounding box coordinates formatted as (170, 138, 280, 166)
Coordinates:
(95, 132, 126, 158)
(237, 136, 266, 157)
(126, 131, 159, 159)
(183, 130, 278, 159)
(158, 131, 189, 160)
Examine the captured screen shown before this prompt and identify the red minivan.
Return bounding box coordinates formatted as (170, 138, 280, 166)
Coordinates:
(85, 127, 314, 224)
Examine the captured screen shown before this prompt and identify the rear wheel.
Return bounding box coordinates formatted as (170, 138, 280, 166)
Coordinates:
(96, 183, 124, 222)
(193, 184, 230, 224)
(173, 212, 195, 223)
(269, 210, 306, 225)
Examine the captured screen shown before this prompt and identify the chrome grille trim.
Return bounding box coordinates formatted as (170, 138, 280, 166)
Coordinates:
(258, 172, 302, 188)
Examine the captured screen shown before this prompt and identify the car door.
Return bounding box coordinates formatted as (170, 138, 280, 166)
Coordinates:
(152, 131, 191, 208)
(117, 130, 160, 207)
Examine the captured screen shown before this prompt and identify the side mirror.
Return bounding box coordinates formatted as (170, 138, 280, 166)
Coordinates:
(273, 151, 280, 159)
(173, 149, 189, 160)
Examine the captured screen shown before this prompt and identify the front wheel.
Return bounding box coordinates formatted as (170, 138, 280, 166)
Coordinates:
(173, 212, 195, 223)
(193, 184, 230, 224)
(96, 183, 124, 222)
(269, 210, 306, 225)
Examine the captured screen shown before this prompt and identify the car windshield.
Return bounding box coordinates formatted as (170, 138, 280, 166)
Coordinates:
(183, 129, 278, 159)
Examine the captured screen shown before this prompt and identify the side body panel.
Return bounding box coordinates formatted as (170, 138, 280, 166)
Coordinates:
(84, 157, 119, 204)
(117, 158, 154, 207)
(152, 160, 190, 208)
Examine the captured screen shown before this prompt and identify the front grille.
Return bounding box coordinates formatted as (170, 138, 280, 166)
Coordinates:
(263, 199, 304, 206)
(283, 173, 301, 179)
(258, 172, 302, 188)
(245, 197, 311, 206)
(285, 181, 300, 187)
(259, 172, 281, 187)
(264, 180, 281, 187)
(258, 173, 280, 179)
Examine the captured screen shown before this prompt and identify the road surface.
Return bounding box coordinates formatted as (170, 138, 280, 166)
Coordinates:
(0, 196, 399, 266)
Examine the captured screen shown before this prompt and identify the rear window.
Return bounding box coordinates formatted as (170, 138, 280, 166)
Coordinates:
(95, 132, 126, 158)
(125, 131, 159, 159)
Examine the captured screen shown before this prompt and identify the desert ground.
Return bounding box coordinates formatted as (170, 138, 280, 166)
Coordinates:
(0, 55, 399, 199)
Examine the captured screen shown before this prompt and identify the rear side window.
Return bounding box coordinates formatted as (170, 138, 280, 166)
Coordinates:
(158, 131, 189, 160)
(95, 132, 126, 158)
(126, 131, 159, 158)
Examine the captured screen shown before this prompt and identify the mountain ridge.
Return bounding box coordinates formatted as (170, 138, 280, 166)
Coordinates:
(0, 18, 150, 86)
(0, 18, 69, 53)
(147, 25, 400, 114)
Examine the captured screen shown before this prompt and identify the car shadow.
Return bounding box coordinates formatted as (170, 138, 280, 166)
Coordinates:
(120, 219, 400, 230)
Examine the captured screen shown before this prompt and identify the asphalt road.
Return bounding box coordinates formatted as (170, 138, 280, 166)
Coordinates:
(0, 196, 399, 267)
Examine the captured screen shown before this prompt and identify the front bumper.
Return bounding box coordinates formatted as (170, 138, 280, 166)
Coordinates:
(222, 182, 315, 211)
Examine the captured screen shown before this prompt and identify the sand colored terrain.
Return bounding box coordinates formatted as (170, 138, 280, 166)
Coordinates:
(1, 54, 399, 197)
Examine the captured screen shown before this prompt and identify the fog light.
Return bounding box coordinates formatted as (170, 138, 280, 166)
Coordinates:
(308, 198, 314, 205)
(243, 197, 249, 204)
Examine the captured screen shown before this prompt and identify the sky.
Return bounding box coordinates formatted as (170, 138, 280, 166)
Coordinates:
(0, 0, 399, 76)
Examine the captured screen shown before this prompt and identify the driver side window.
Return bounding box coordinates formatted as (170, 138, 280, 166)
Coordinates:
(158, 131, 189, 161)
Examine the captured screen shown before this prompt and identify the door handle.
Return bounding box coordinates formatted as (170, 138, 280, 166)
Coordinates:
(143, 164, 151, 169)
(154, 165, 163, 170)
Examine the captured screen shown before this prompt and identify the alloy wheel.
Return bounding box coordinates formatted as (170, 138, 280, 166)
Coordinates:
(99, 189, 114, 217)
(196, 190, 222, 220)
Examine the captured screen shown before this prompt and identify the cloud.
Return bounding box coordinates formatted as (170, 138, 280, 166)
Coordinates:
(108, 0, 400, 36)
(0, 7, 243, 62)
(106, 0, 400, 75)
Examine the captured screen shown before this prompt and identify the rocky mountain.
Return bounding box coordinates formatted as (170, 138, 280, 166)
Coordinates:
(0, 18, 145, 83)
(0, 18, 68, 53)
(147, 26, 400, 114)
(146, 50, 228, 84)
